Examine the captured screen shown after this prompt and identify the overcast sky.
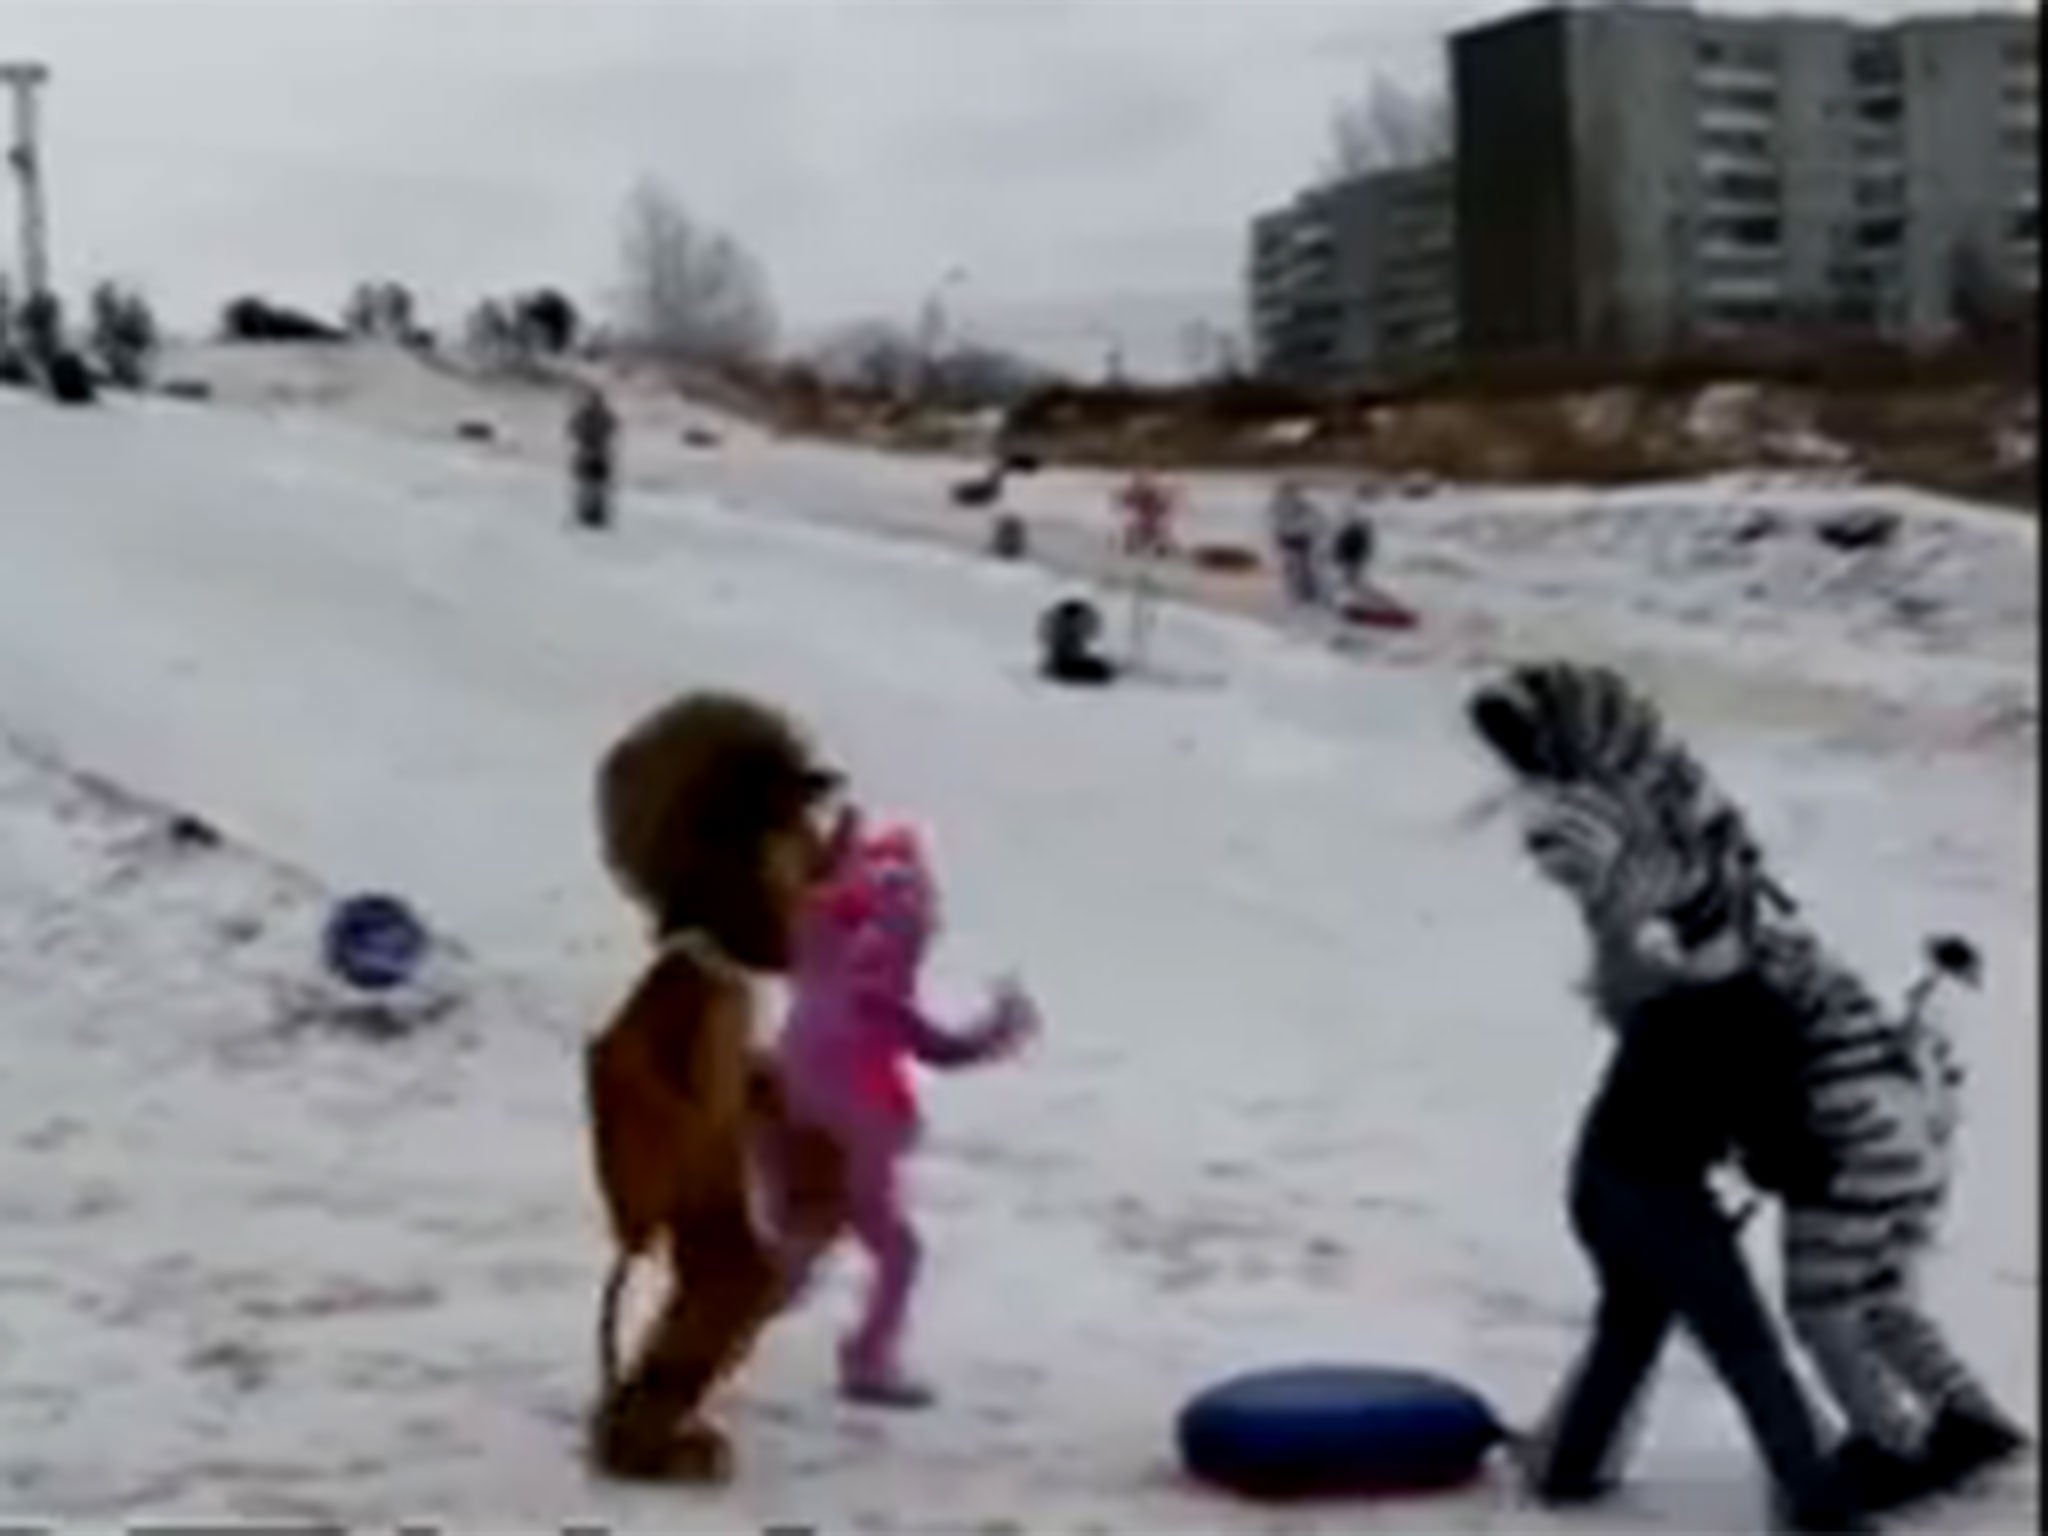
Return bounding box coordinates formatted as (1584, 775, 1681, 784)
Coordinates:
(0, 0, 2026, 371)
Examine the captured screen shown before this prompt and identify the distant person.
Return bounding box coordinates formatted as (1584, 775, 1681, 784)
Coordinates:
(1038, 597, 1117, 685)
(570, 386, 618, 531)
(1331, 490, 1378, 603)
(1113, 471, 1177, 671)
(1268, 478, 1326, 610)
(1116, 468, 1176, 560)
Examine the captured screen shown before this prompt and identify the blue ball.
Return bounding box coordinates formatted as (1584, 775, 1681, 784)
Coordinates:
(1178, 1364, 1503, 1500)
(322, 893, 429, 993)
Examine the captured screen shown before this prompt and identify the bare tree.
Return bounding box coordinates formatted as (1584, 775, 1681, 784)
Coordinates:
(811, 318, 923, 397)
(381, 282, 416, 343)
(462, 289, 579, 371)
(345, 282, 378, 337)
(464, 297, 516, 365)
(0, 274, 24, 385)
(1949, 236, 2026, 343)
(88, 280, 158, 388)
(1177, 319, 1249, 381)
(809, 318, 1043, 407)
(617, 178, 777, 368)
(518, 288, 579, 356)
(1324, 74, 1450, 183)
(18, 289, 64, 370)
(933, 343, 1046, 409)
(345, 280, 417, 342)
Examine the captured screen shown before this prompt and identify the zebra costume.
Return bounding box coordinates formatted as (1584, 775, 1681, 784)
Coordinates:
(1755, 917, 2001, 1462)
(1468, 661, 2018, 1472)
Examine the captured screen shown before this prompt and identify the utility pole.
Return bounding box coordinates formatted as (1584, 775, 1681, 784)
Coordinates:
(1, 62, 52, 366)
(915, 265, 966, 403)
(1088, 321, 1125, 386)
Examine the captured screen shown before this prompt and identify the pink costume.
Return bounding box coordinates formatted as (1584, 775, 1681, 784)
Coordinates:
(770, 820, 1036, 1404)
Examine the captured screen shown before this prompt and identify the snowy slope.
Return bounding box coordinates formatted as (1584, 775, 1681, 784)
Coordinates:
(160, 342, 2039, 733)
(0, 388, 2034, 1532)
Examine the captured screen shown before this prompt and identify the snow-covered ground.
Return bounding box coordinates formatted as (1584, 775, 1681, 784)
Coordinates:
(162, 343, 2040, 734)
(0, 376, 2034, 1532)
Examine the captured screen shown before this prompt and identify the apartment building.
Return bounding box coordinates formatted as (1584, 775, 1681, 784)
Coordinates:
(1451, 2, 2038, 358)
(1247, 162, 1456, 387)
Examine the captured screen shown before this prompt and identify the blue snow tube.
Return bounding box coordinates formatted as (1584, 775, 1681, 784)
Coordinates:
(1178, 1365, 1504, 1500)
(323, 893, 430, 993)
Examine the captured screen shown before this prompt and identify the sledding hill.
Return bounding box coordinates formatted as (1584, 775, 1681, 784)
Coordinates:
(0, 383, 2032, 1531)
(153, 340, 2037, 739)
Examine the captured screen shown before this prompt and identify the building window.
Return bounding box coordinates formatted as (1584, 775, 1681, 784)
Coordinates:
(1704, 297, 1781, 326)
(1699, 36, 1777, 71)
(2008, 128, 2039, 159)
(1701, 128, 1772, 158)
(1851, 40, 1903, 87)
(1856, 95, 1903, 124)
(1853, 177, 1904, 209)
(1703, 85, 1778, 115)
(1705, 171, 1781, 203)
(1856, 217, 1905, 250)
(2015, 208, 2040, 243)
(1704, 215, 1783, 246)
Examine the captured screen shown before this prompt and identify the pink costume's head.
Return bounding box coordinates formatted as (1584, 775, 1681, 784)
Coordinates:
(802, 822, 938, 986)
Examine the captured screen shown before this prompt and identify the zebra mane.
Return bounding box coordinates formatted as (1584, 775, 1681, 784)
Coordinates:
(1467, 660, 1774, 877)
(1468, 660, 1802, 1018)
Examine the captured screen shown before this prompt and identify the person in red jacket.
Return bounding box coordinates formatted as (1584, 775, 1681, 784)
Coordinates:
(1117, 468, 1176, 559)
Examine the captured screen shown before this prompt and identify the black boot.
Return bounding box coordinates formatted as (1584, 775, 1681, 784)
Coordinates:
(1510, 1426, 1618, 1508)
(1779, 1487, 1874, 1534)
(1829, 1434, 1943, 1513)
(1921, 1403, 2028, 1490)
(1779, 1458, 1875, 1535)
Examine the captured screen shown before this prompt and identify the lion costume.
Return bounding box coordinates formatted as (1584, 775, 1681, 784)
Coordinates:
(583, 691, 850, 1482)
